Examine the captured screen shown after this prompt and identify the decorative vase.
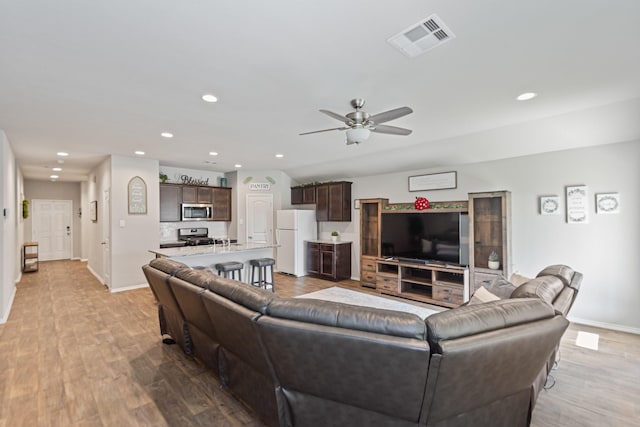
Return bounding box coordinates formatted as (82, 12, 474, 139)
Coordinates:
(488, 261, 500, 270)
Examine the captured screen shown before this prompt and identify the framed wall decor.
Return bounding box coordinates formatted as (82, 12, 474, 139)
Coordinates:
(596, 193, 620, 214)
(128, 176, 147, 214)
(539, 195, 560, 215)
(566, 185, 588, 224)
(90, 200, 98, 222)
(408, 171, 457, 192)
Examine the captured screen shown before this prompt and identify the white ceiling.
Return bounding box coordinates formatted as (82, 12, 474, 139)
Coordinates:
(2, 0, 640, 183)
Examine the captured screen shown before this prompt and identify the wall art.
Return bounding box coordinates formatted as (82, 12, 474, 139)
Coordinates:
(596, 193, 620, 214)
(539, 195, 560, 215)
(128, 176, 147, 214)
(566, 185, 588, 224)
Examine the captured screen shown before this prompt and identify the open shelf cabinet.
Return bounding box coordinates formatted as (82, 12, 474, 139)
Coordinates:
(22, 241, 39, 273)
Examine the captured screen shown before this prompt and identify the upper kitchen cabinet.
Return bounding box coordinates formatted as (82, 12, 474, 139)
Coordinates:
(182, 186, 212, 204)
(211, 187, 232, 221)
(291, 186, 304, 205)
(316, 182, 352, 222)
(291, 185, 317, 205)
(160, 184, 182, 222)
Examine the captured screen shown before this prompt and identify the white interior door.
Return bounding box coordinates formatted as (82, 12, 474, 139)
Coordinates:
(32, 199, 72, 261)
(246, 194, 273, 244)
(102, 189, 111, 287)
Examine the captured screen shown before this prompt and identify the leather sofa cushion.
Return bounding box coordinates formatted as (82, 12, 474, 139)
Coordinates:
(149, 258, 189, 275)
(511, 276, 564, 305)
(175, 268, 215, 289)
(537, 264, 575, 287)
(426, 298, 554, 346)
(267, 298, 427, 340)
(208, 276, 275, 314)
(485, 276, 517, 299)
(552, 287, 575, 316)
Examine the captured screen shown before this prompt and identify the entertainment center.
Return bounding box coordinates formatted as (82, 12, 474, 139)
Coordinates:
(360, 191, 511, 308)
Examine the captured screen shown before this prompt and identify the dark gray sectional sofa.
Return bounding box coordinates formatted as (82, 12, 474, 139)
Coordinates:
(142, 258, 580, 427)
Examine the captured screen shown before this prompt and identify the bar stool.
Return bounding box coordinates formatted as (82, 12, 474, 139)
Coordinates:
(249, 258, 275, 291)
(214, 261, 244, 281)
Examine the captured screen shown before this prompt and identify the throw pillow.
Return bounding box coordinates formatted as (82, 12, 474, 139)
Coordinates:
(485, 275, 517, 299)
(469, 286, 500, 305)
(509, 272, 532, 287)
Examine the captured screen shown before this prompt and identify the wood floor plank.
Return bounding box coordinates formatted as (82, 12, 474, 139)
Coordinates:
(1, 260, 639, 426)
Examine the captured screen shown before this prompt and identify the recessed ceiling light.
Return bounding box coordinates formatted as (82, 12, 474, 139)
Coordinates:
(516, 92, 537, 101)
(50, 175, 59, 179)
(209, 151, 218, 156)
(202, 94, 218, 103)
(234, 164, 242, 168)
(135, 151, 145, 155)
(160, 132, 174, 138)
(57, 152, 69, 157)
(52, 167, 62, 171)
(275, 154, 284, 158)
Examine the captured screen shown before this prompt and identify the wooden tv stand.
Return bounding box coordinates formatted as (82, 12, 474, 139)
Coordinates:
(375, 259, 469, 308)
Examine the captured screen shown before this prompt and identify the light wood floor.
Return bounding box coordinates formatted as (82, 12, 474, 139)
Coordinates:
(0, 260, 638, 426)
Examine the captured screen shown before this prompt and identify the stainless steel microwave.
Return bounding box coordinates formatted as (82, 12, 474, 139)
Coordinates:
(181, 203, 213, 221)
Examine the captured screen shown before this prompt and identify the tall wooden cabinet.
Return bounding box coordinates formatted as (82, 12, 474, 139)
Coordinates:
(468, 191, 512, 293)
(359, 199, 383, 288)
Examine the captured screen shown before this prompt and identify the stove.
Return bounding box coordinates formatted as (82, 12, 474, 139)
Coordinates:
(178, 228, 215, 246)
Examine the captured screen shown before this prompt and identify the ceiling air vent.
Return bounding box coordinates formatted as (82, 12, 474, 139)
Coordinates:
(387, 14, 455, 58)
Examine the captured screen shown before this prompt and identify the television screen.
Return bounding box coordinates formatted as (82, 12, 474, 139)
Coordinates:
(381, 212, 468, 265)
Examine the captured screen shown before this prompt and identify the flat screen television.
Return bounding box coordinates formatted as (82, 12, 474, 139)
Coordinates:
(380, 211, 469, 266)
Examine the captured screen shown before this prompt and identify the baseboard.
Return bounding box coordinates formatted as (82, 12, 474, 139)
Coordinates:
(569, 316, 640, 335)
(80, 258, 88, 262)
(86, 265, 105, 284)
(110, 283, 149, 293)
(0, 285, 17, 324)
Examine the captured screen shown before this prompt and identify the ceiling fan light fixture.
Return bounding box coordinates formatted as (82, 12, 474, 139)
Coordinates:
(346, 128, 370, 144)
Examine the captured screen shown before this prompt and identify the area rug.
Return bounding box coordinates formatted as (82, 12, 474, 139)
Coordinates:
(297, 287, 443, 319)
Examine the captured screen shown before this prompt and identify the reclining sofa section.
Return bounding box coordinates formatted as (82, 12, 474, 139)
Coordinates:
(142, 258, 570, 427)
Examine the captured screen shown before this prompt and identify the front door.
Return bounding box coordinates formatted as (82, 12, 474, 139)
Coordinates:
(32, 199, 72, 261)
(246, 194, 273, 244)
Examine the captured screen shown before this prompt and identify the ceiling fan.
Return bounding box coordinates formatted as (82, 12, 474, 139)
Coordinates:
(300, 98, 413, 145)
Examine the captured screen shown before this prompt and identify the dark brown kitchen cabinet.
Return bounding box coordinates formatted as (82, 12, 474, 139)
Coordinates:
(291, 187, 304, 205)
(316, 182, 351, 222)
(182, 186, 212, 204)
(306, 241, 352, 281)
(211, 187, 232, 221)
(160, 184, 182, 222)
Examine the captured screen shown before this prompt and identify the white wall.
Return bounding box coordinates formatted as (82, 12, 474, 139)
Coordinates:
(85, 157, 111, 283)
(23, 180, 82, 259)
(109, 155, 159, 290)
(0, 131, 22, 323)
(346, 140, 640, 332)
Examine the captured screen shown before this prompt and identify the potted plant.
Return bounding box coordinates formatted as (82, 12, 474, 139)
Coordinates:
(331, 231, 339, 243)
(159, 173, 168, 183)
(488, 251, 500, 270)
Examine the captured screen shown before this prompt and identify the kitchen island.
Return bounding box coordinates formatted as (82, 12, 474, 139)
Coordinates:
(149, 242, 277, 284)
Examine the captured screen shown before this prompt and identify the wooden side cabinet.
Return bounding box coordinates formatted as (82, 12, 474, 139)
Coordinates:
(22, 242, 39, 273)
(307, 241, 352, 281)
(359, 198, 383, 289)
(468, 191, 512, 294)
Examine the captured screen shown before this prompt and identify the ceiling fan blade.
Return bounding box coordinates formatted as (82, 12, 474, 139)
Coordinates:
(369, 106, 413, 124)
(299, 127, 349, 136)
(370, 124, 412, 136)
(319, 109, 350, 123)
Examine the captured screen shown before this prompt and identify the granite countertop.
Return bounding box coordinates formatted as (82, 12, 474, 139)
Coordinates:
(150, 242, 278, 258)
(306, 239, 352, 244)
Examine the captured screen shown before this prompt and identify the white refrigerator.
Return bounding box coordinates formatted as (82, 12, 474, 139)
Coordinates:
(276, 209, 317, 277)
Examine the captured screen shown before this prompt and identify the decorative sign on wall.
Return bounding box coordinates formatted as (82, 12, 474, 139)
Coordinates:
(409, 171, 457, 192)
(539, 195, 560, 215)
(249, 182, 271, 191)
(596, 193, 620, 214)
(566, 185, 588, 223)
(128, 176, 147, 214)
(90, 200, 98, 222)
